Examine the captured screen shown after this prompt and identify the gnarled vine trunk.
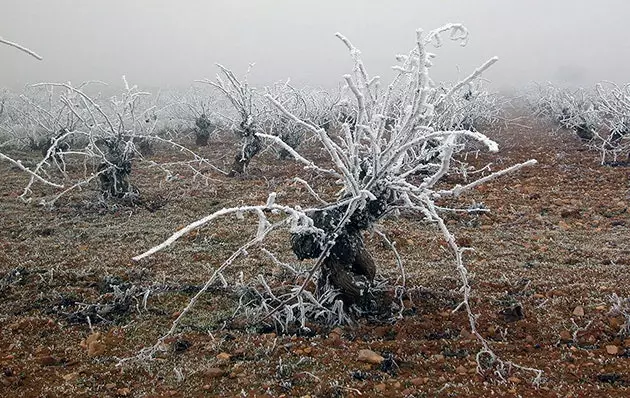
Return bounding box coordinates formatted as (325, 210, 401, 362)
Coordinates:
(291, 191, 392, 312)
(229, 126, 261, 176)
(96, 138, 136, 199)
(194, 114, 212, 147)
(574, 123, 594, 141)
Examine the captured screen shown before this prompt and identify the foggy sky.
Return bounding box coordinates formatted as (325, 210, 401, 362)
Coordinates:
(2, 0, 629, 92)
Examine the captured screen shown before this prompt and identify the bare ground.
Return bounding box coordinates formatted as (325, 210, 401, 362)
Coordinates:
(0, 127, 629, 397)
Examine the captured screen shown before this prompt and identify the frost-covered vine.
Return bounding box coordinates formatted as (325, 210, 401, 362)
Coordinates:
(126, 24, 540, 383)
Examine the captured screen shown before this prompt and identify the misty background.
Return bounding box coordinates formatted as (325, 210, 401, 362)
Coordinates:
(2, 0, 629, 93)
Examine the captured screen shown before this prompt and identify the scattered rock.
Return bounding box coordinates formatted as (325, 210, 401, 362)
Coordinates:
(606, 345, 619, 355)
(116, 388, 131, 396)
(172, 339, 192, 353)
(37, 355, 60, 366)
(573, 306, 585, 317)
(597, 373, 622, 384)
(88, 340, 106, 357)
(62, 372, 80, 382)
(374, 383, 387, 392)
(460, 328, 473, 340)
(329, 327, 343, 337)
(410, 377, 425, 386)
(357, 349, 384, 364)
(205, 368, 224, 378)
(216, 352, 231, 361)
(456, 365, 467, 374)
(499, 304, 525, 322)
(80, 332, 101, 349)
(559, 330, 572, 342)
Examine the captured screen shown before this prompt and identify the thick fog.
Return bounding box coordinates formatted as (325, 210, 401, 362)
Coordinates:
(2, 0, 629, 92)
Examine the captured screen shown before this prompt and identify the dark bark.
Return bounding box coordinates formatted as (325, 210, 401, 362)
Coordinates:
(606, 128, 627, 150)
(229, 121, 261, 176)
(98, 160, 133, 199)
(195, 131, 210, 146)
(291, 191, 392, 310)
(574, 123, 594, 141)
(194, 114, 212, 147)
(96, 138, 136, 199)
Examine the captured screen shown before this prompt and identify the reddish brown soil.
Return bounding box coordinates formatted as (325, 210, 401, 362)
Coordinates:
(1, 127, 629, 397)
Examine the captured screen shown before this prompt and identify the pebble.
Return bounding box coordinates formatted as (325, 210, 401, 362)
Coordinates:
(205, 368, 225, 378)
(62, 372, 79, 382)
(357, 349, 384, 364)
(37, 355, 59, 366)
(88, 341, 107, 357)
(216, 352, 231, 361)
(605, 345, 619, 355)
(410, 377, 425, 386)
(573, 306, 585, 317)
(559, 330, 572, 342)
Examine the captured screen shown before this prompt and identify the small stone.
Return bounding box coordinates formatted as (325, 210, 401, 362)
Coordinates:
(205, 368, 224, 378)
(433, 354, 445, 362)
(216, 352, 231, 361)
(116, 388, 131, 396)
(508, 376, 521, 384)
(88, 340, 106, 357)
(573, 306, 585, 317)
(410, 377, 425, 386)
(456, 365, 467, 374)
(37, 355, 59, 366)
(62, 372, 80, 382)
(374, 383, 387, 392)
(609, 317, 622, 329)
(330, 327, 343, 336)
(105, 383, 117, 390)
(460, 328, 473, 340)
(606, 345, 619, 355)
(80, 332, 101, 349)
(303, 346, 312, 354)
(357, 349, 384, 364)
(559, 330, 572, 342)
